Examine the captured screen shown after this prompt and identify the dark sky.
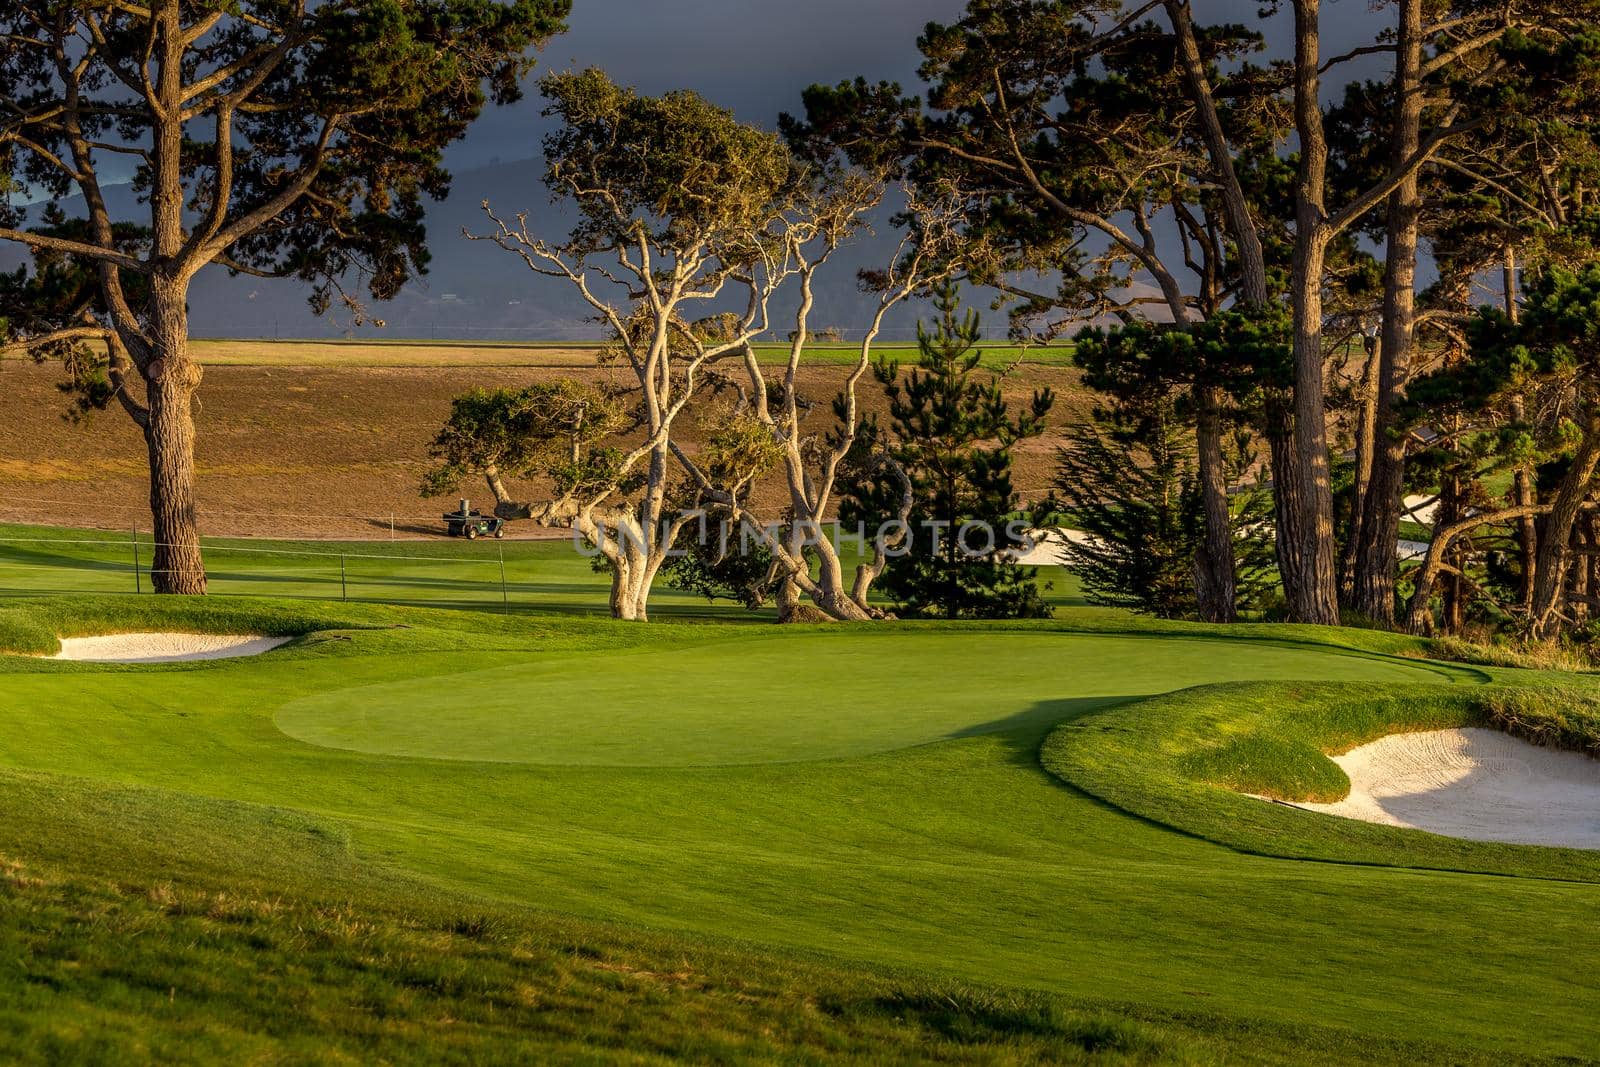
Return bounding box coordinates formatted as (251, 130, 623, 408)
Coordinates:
(13, 2, 1398, 337)
(450, 0, 1390, 165)
(448, 0, 973, 168)
(215, 0, 1397, 338)
(228, 0, 1401, 337)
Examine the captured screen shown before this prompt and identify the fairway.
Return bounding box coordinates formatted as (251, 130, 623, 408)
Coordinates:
(274, 631, 1449, 765)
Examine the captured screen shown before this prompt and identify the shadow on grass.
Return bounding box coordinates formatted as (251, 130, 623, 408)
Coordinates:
(945, 696, 1140, 766)
(0, 543, 139, 575)
(360, 518, 451, 537)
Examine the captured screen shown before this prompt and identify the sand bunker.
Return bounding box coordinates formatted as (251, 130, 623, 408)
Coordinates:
(1282, 728, 1600, 849)
(50, 633, 290, 664)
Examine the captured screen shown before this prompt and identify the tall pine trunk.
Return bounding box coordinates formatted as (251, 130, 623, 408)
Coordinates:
(1531, 414, 1600, 638)
(1437, 471, 1465, 634)
(1285, 0, 1341, 625)
(1168, 0, 1266, 625)
(1339, 339, 1381, 598)
(1285, 225, 1340, 624)
(1263, 392, 1315, 614)
(1572, 519, 1592, 628)
(1351, 0, 1424, 625)
(144, 280, 207, 595)
(142, 19, 209, 596)
(1503, 247, 1538, 613)
(1194, 385, 1236, 622)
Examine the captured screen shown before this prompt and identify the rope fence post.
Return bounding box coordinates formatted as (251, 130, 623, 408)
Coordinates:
(340, 554, 348, 602)
(131, 526, 142, 594)
(498, 543, 509, 613)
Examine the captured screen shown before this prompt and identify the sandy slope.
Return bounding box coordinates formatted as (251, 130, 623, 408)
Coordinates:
(1290, 728, 1600, 850)
(50, 633, 290, 663)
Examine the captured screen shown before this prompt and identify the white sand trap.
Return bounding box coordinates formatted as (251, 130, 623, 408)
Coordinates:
(1283, 728, 1600, 849)
(50, 633, 290, 664)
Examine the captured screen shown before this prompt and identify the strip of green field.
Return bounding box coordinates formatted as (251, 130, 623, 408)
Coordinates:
(0, 521, 1085, 620)
(186, 337, 1076, 369)
(0, 762, 1457, 1065)
(3, 596, 1598, 1061)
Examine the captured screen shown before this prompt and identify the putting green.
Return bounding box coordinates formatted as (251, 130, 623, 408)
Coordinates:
(273, 631, 1452, 765)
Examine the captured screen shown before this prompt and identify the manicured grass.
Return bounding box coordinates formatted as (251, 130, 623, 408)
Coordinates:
(273, 631, 1446, 766)
(3, 596, 1600, 1061)
(1041, 680, 1600, 880)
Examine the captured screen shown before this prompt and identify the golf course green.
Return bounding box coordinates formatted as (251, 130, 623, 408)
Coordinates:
(3, 590, 1599, 1062)
(272, 631, 1449, 765)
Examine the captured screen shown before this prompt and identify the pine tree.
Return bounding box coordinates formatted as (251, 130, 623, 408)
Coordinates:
(1054, 398, 1275, 620)
(842, 283, 1054, 619)
(1055, 399, 1200, 618)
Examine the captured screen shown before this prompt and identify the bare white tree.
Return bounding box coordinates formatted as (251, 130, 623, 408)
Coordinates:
(472, 69, 804, 620)
(696, 182, 967, 621)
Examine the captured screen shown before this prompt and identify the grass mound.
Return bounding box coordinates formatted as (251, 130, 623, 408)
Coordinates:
(1041, 682, 1600, 880)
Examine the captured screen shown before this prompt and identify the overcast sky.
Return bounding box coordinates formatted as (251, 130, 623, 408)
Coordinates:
(10, 1, 1399, 336)
(270, 0, 1398, 338)
(450, 0, 1393, 169)
(449, 0, 968, 168)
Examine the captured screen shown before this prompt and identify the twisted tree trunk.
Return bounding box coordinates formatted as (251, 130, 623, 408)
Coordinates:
(1531, 413, 1600, 639)
(1406, 504, 1549, 633)
(531, 446, 685, 623)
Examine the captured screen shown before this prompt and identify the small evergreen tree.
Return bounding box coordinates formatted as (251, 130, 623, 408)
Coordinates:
(1055, 399, 1200, 618)
(1054, 391, 1275, 620)
(842, 283, 1054, 619)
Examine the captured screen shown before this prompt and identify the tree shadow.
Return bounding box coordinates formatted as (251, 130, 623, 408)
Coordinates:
(360, 519, 449, 538)
(944, 695, 1145, 767)
(0, 542, 138, 575)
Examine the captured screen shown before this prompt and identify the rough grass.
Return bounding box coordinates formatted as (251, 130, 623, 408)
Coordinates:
(1041, 681, 1600, 880)
(1482, 687, 1600, 758)
(0, 769, 1250, 1066)
(1420, 634, 1599, 674)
